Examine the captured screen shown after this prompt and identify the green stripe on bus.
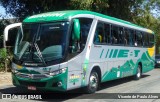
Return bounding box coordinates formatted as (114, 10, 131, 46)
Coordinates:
(105, 49, 109, 58)
(109, 49, 114, 58)
(100, 49, 104, 58)
(113, 49, 118, 58)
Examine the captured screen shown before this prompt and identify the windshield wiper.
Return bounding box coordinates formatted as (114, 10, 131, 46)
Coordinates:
(18, 41, 30, 60)
(34, 43, 47, 66)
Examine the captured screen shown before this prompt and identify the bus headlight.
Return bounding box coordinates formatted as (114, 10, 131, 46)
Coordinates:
(49, 68, 67, 76)
(11, 68, 18, 74)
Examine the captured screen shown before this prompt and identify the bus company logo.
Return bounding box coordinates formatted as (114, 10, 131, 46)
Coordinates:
(2, 94, 11, 99)
(24, 63, 38, 66)
(1, 94, 42, 99)
(100, 49, 140, 59)
(28, 13, 66, 19)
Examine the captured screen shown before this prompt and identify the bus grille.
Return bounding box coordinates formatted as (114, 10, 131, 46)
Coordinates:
(16, 73, 49, 79)
(18, 80, 46, 87)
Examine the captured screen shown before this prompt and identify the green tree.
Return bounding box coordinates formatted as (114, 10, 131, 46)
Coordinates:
(132, 1, 160, 54)
(1, 0, 160, 54)
(70, 0, 144, 21)
(70, 0, 109, 12)
(0, 0, 144, 21)
(1, 0, 70, 20)
(106, 0, 138, 21)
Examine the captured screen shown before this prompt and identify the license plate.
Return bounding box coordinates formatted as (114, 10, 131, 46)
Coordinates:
(28, 86, 36, 90)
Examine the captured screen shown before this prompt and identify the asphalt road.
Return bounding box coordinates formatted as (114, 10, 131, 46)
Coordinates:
(0, 68, 160, 102)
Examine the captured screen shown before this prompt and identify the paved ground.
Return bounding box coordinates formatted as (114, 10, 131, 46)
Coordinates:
(0, 72, 12, 87)
(0, 68, 160, 102)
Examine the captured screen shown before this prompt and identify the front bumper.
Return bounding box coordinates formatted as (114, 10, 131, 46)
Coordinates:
(12, 71, 68, 91)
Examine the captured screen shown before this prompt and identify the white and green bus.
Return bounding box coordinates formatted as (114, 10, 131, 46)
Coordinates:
(4, 10, 155, 93)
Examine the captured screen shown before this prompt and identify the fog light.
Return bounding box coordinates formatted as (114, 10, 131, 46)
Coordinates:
(57, 82, 62, 87)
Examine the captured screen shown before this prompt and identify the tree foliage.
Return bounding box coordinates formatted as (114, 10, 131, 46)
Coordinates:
(1, 0, 144, 21)
(1, 0, 70, 20)
(70, 0, 109, 13)
(1, 0, 160, 53)
(132, 1, 160, 53)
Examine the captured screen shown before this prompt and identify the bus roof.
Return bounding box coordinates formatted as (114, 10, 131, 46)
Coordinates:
(23, 10, 153, 33)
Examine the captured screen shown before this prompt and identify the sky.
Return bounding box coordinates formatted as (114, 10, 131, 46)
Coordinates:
(0, 5, 6, 16)
(0, 5, 6, 18)
(0, 4, 13, 18)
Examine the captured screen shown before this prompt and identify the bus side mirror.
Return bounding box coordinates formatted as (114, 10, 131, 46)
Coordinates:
(72, 19, 80, 41)
(4, 23, 22, 41)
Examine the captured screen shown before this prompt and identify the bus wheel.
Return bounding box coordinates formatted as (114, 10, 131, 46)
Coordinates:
(134, 65, 142, 80)
(86, 70, 99, 94)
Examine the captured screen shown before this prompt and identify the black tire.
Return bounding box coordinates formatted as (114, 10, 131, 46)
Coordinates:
(85, 70, 99, 94)
(134, 65, 142, 80)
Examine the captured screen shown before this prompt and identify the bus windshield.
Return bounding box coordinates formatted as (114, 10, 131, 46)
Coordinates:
(14, 22, 69, 64)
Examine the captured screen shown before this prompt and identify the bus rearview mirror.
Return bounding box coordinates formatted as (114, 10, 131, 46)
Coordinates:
(4, 23, 22, 41)
(72, 19, 80, 40)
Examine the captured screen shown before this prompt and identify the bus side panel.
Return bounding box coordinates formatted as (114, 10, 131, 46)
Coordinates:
(89, 45, 130, 82)
(67, 70, 82, 90)
(89, 45, 154, 83)
(67, 54, 83, 90)
(101, 61, 120, 82)
(141, 50, 155, 73)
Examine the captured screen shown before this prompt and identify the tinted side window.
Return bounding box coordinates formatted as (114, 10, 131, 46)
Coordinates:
(104, 23, 111, 44)
(80, 18, 93, 46)
(111, 25, 119, 44)
(118, 27, 124, 45)
(111, 25, 123, 44)
(94, 22, 105, 44)
(143, 33, 149, 47)
(136, 31, 143, 47)
(124, 29, 130, 46)
(149, 34, 154, 47)
(129, 29, 135, 46)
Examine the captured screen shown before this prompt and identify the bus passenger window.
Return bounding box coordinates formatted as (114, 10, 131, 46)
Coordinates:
(149, 34, 154, 47)
(134, 31, 138, 46)
(124, 29, 130, 46)
(79, 18, 93, 50)
(130, 30, 135, 46)
(143, 33, 149, 47)
(111, 26, 118, 44)
(118, 27, 124, 45)
(136, 31, 143, 47)
(94, 22, 104, 44)
(104, 23, 111, 44)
